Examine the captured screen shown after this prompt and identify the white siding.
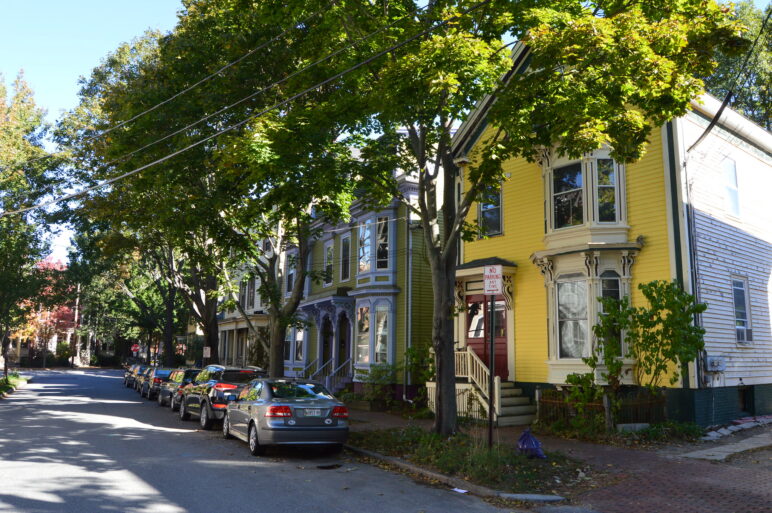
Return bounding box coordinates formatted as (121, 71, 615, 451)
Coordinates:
(678, 110, 772, 386)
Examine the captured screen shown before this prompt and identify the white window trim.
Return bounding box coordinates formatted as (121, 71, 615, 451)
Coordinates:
(354, 299, 394, 367)
(284, 325, 307, 364)
(323, 240, 334, 287)
(357, 220, 372, 275)
(354, 302, 371, 365)
(340, 234, 351, 282)
(723, 158, 741, 218)
(285, 252, 297, 297)
(731, 276, 752, 345)
(555, 274, 589, 360)
(375, 217, 391, 270)
(544, 149, 627, 239)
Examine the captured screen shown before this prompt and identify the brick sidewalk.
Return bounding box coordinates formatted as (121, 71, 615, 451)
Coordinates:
(349, 410, 772, 513)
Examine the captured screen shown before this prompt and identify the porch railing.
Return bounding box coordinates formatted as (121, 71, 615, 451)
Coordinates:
(326, 358, 352, 393)
(310, 357, 334, 382)
(299, 358, 319, 379)
(453, 347, 500, 416)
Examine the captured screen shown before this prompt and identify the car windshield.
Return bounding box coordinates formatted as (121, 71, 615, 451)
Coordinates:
(184, 370, 200, 379)
(269, 382, 334, 399)
(221, 370, 262, 383)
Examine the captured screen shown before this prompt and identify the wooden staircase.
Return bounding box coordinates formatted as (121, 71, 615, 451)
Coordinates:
(497, 381, 536, 427)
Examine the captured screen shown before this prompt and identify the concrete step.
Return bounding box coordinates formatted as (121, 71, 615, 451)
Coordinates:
(500, 396, 530, 406)
(500, 381, 517, 388)
(497, 413, 536, 427)
(500, 387, 524, 397)
(499, 404, 537, 416)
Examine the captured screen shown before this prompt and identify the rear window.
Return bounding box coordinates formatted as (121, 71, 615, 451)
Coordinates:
(154, 369, 172, 378)
(221, 370, 262, 383)
(269, 382, 334, 399)
(184, 369, 200, 380)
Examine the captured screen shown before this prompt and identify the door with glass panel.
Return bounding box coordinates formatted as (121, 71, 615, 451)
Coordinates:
(465, 295, 508, 379)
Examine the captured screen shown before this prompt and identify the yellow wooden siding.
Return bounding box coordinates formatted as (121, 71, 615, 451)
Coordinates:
(626, 129, 672, 301)
(464, 154, 549, 383)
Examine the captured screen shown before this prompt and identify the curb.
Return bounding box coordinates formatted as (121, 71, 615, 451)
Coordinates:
(344, 444, 566, 504)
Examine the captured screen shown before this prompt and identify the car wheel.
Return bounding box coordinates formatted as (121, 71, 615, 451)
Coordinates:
(248, 423, 265, 456)
(157, 392, 165, 406)
(171, 395, 179, 411)
(179, 399, 190, 420)
(222, 414, 232, 439)
(200, 403, 213, 430)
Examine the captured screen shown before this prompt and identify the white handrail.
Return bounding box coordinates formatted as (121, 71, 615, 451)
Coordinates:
(466, 346, 490, 402)
(311, 357, 334, 381)
(299, 358, 318, 379)
(328, 358, 352, 391)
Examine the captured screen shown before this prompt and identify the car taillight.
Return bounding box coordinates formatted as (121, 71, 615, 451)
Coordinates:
(213, 383, 237, 391)
(265, 406, 292, 418)
(331, 406, 349, 418)
(153, 378, 162, 384)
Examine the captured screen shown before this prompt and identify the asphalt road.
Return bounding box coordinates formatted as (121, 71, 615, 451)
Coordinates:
(0, 369, 507, 513)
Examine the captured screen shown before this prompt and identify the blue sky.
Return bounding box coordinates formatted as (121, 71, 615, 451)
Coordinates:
(0, 1, 181, 261)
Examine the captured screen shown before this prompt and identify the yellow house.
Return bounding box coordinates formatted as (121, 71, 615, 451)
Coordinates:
(450, 45, 772, 427)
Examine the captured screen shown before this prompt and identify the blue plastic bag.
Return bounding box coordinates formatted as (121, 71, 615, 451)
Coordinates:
(517, 428, 546, 459)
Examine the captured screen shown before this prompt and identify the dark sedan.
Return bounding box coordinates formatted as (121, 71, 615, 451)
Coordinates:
(222, 379, 348, 456)
(179, 365, 266, 430)
(158, 368, 201, 408)
(140, 367, 173, 400)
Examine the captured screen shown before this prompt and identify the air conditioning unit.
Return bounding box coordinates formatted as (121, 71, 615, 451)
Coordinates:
(705, 356, 726, 372)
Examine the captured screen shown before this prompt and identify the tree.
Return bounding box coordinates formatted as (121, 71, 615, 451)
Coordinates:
(309, 0, 740, 435)
(0, 73, 59, 377)
(704, 1, 770, 130)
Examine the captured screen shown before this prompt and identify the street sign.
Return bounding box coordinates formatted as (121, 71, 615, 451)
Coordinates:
(483, 265, 503, 295)
(203, 346, 211, 358)
(131, 344, 139, 352)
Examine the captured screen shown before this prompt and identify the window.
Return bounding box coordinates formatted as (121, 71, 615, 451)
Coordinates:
(340, 235, 351, 281)
(238, 280, 247, 306)
(596, 159, 617, 222)
(284, 328, 292, 361)
(599, 270, 622, 352)
(479, 186, 502, 236)
(324, 242, 334, 286)
(553, 163, 583, 229)
(374, 305, 389, 363)
(376, 217, 390, 269)
(557, 278, 587, 358)
(295, 329, 304, 361)
(356, 306, 370, 363)
(285, 255, 296, 295)
(723, 159, 740, 217)
(732, 278, 751, 343)
(466, 299, 485, 339)
(358, 221, 372, 273)
(247, 278, 255, 309)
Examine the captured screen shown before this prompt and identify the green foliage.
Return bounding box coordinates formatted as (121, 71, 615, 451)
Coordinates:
(360, 363, 400, 405)
(597, 280, 707, 389)
(55, 342, 71, 360)
(704, 1, 770, 130)
(348, 426, 586, 494)
(628, 421, 705, 442)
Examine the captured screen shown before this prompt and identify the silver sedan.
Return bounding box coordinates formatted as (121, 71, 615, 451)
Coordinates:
(223, 379, 349, 455)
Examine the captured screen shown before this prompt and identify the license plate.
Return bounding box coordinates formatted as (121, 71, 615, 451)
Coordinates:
(304, 409, 322, 417)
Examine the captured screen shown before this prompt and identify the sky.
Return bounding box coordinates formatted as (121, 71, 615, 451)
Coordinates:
(0, 1, 182, 262)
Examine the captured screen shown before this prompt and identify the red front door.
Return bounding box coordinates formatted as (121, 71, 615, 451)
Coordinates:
(465, 295, 508, 379)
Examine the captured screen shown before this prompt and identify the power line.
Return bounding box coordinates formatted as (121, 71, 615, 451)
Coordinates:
(2, 1, 491, 218)
(687, 7, 771, 154)
(0, 3, 331, 171)
(85, 3, 430, 175)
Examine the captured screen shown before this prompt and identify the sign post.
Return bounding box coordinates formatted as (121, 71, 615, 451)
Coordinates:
(203, 346, 211, 366)
(483, 265, 502, 449)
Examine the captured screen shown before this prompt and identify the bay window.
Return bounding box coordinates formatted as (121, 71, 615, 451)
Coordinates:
(341, 235, 350, 281)
(355, 306, 370, 363)
(596, 159, 618, 223)
(557, 277, 587, 358)
(324, 242, 333, 286)
(376, 217, 389, 269)
(374, 305, 389, 363)
(553, 163, 583, 229)
(358, 221, 372, 274)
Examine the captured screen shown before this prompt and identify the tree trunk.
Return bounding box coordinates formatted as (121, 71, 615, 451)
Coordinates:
(429, 255, 458, 435)
(268, 319, 285, 378)
(162, 282, 177, 367)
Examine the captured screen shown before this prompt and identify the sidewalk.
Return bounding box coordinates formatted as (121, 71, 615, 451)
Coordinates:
(348, 409, 772, 513)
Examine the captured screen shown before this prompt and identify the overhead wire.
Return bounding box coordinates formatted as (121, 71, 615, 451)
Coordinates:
(1, 0, 492, 218)
(687, 7, 771, 154)
(0, 3, 333, 172)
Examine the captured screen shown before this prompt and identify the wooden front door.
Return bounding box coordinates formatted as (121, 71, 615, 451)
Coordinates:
(465, 294, 508, 379)
(321, 317, 333, 364)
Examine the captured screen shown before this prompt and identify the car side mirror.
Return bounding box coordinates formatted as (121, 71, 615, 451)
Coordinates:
(226, 394, 238, 402)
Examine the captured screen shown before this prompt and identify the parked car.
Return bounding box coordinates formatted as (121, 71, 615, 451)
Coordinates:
(140, 367, 173, 400)
(179, 365, 266, 429)
(222, 379, 349, 456)
(134, 366, 155, 393)
(158, 368, 201, 408)
(125, 365, 147, 389)
(123, 364, 140, 387)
